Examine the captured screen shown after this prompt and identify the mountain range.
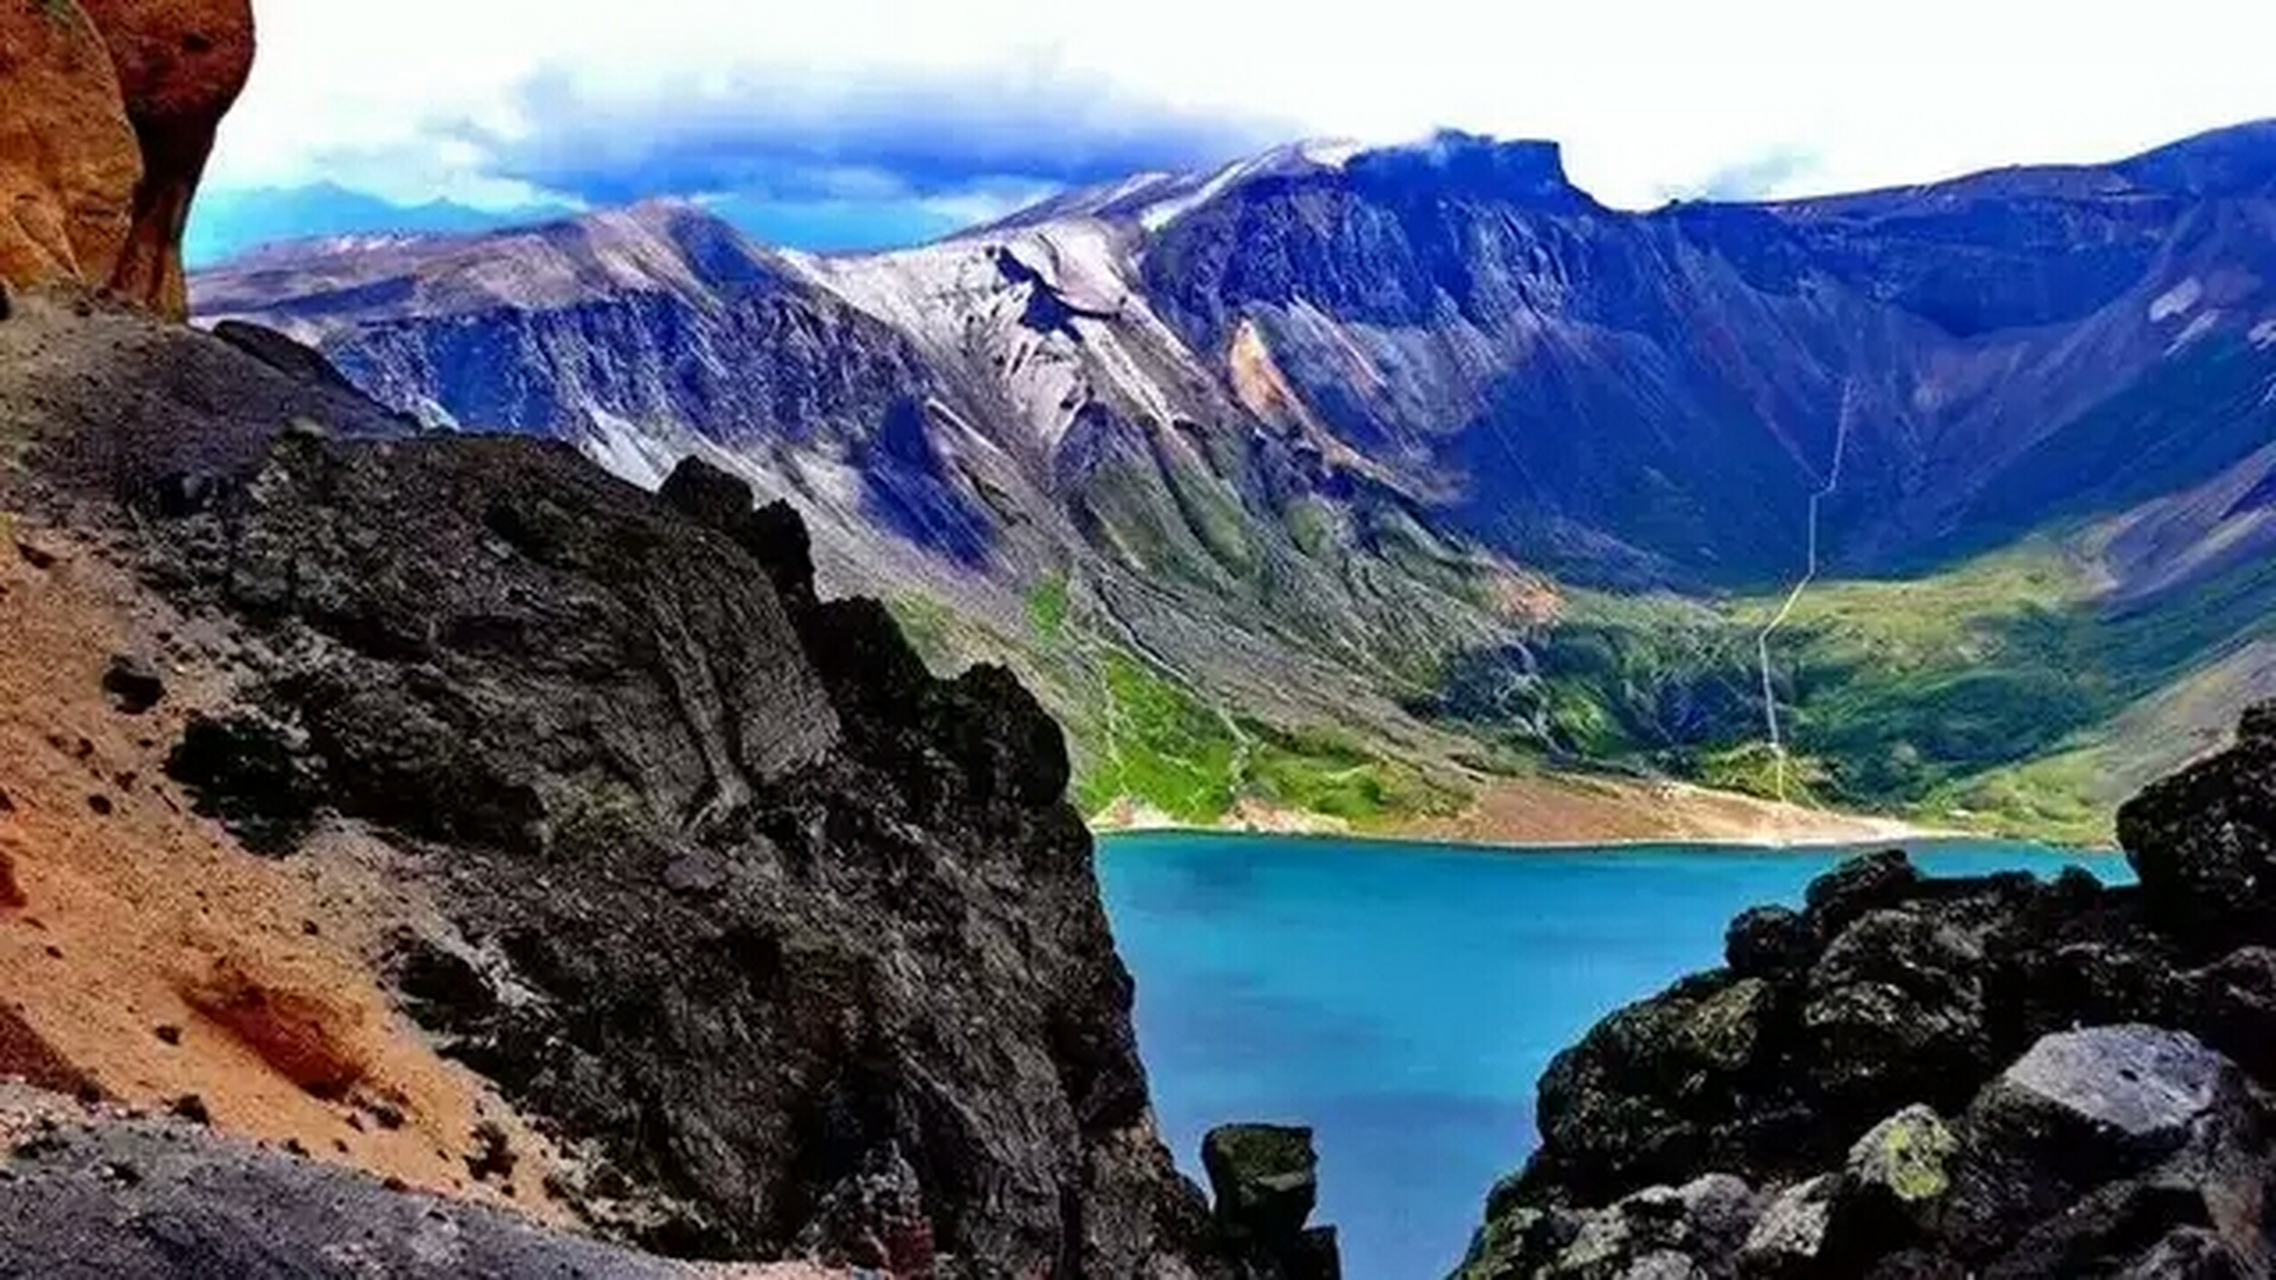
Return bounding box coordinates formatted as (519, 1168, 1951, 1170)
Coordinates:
(188, 121, 2276, 843)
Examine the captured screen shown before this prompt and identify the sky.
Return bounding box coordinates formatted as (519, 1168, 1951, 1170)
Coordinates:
(190, 0, 2276, 261)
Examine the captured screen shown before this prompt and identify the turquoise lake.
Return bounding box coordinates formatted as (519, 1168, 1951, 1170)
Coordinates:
(1095, 832, 2132, 1280)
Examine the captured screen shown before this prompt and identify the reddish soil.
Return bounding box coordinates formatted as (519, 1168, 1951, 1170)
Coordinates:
(0, 523, 576, 1221)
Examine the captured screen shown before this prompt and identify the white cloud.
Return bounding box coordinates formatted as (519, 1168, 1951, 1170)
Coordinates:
(217, 0, 2276, 211)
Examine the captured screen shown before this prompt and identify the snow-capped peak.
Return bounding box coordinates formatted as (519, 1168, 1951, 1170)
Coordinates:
(963, 137, 1367, 240)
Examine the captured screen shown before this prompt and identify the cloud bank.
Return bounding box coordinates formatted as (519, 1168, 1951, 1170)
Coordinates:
(197, 0, 2276, 255)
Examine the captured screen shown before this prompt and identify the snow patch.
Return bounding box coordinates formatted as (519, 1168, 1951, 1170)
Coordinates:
(2251, 318, 2276, 349)
(579, 409, 678, 490)
(1136, 138, 1364, 232)
(2167, 310, 2221, 355)
(1297, 139, 1365, 168)
(2150, 277, 2203, 322)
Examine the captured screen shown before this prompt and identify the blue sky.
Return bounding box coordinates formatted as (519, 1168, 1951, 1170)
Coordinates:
(191, 0, 2276, 264)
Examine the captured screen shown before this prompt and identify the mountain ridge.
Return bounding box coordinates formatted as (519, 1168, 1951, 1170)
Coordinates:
(190, 119, 2276, 843)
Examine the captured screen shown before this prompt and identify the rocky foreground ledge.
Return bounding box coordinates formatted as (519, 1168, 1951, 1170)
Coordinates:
(1459, 706, 2276, 1277)
(0, 292, 1338, 1278)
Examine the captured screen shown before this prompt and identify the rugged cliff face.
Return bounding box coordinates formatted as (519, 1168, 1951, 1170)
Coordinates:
(0, 0, 251, 317)
(1457, 704, 2276, 1277)
(0, 292, 1340, 1276)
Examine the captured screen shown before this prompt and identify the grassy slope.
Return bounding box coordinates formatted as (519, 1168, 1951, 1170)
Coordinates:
(889, 579, 1472, 832)
(1459, 533, 2276, 846)
(885, 525, 2276, 846)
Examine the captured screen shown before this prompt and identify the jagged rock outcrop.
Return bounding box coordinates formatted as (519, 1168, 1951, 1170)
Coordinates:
(1201, 1125, 1342, 1280)
(1458, 703, 2276, 1278)
(0, 299, 1341, 1276)
(0, 0, 251, 317)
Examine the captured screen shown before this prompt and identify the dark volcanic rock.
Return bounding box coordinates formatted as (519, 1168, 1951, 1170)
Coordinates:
(94, 412, 1243, 1273)
(210, 319, 380, 404)
(1939, 1026, 2266, 1268)
(2119, 719, 2276, 949)
(1726, 906, 1814, 981)
(1461, 704, 2276, 1280)
(1205, 1124, 1320, 1245)
(100, 653, 166, 714)
(165, 711, 325, 855)
(1202, 1124, 1342, 1280)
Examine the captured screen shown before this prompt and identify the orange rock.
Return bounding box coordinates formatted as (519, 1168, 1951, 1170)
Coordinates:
(0, 844, 24, 910)
(0, 1005, 100, 1098)
(0, 0, 142, 294)
(76, 0, 256, 318)
(178, 953, 370, 1099)
(0, 0, 253, 319)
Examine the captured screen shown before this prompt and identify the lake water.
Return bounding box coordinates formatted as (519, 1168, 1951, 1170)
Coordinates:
(1096, 833, 2132, 1280)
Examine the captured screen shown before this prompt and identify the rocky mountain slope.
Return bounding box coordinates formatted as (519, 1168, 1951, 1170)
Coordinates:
(0, 285, 1339, 1277)
(191, 122, 2276, 841)
(1454, 701, 2276, 1278)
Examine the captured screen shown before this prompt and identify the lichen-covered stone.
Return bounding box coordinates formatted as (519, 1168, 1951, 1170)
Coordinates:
(1844, 1105, 1957, 1207)
(1737, 1175, 1832, 1276)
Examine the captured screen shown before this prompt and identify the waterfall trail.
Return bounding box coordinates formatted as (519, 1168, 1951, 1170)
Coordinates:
(1755, 381, 1856, 808)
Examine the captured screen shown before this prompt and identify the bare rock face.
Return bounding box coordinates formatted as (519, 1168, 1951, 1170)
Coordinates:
(74, 0, 254, 317)
(0, 0, 252, 318)
(0, 0, 142, 294)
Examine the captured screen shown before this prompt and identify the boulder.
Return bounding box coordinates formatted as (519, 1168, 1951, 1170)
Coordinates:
(1802, 850, 1921, 937)
(1841, 1106, 1957, 1213)
(1202, 1124, 1320, 1245)
(1803, 910, 1988, 1112)
(1943, 1026, 2269, 1268)
(1820, 1106, 1958, 1265)
(1973, 1025, 2234, 1168)
(210, 320, 363, 395)
(2184, 946, 2276, 1078)
(100, 652, 165, 714)
(1725, 905, 1814, 980)
(1474, 1174, 1759, 1280)
(1737, 1175, 1833, 1278)
(2119, 703, 2276, 948)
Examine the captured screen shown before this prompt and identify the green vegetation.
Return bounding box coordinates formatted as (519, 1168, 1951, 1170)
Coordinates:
(1425, 536, 2276, 844)
(884, 594, 959, 670)
(1078, 650, 1242, 822)
(1242, 722, 1468, 823)
(1067, 647, 1466, 828)
(1023, 572, 1070, 646)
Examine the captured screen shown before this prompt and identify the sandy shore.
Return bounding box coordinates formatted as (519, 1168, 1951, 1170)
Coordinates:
(1091, 771, 1977, 852)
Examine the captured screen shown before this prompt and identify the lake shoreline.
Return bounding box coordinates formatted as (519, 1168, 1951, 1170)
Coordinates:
(1088, 769, 2125, 856)
(1094, 823, 2124, 856)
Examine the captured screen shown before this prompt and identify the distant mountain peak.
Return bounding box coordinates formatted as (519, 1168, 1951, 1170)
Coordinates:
(963, 130, 1596, 240)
